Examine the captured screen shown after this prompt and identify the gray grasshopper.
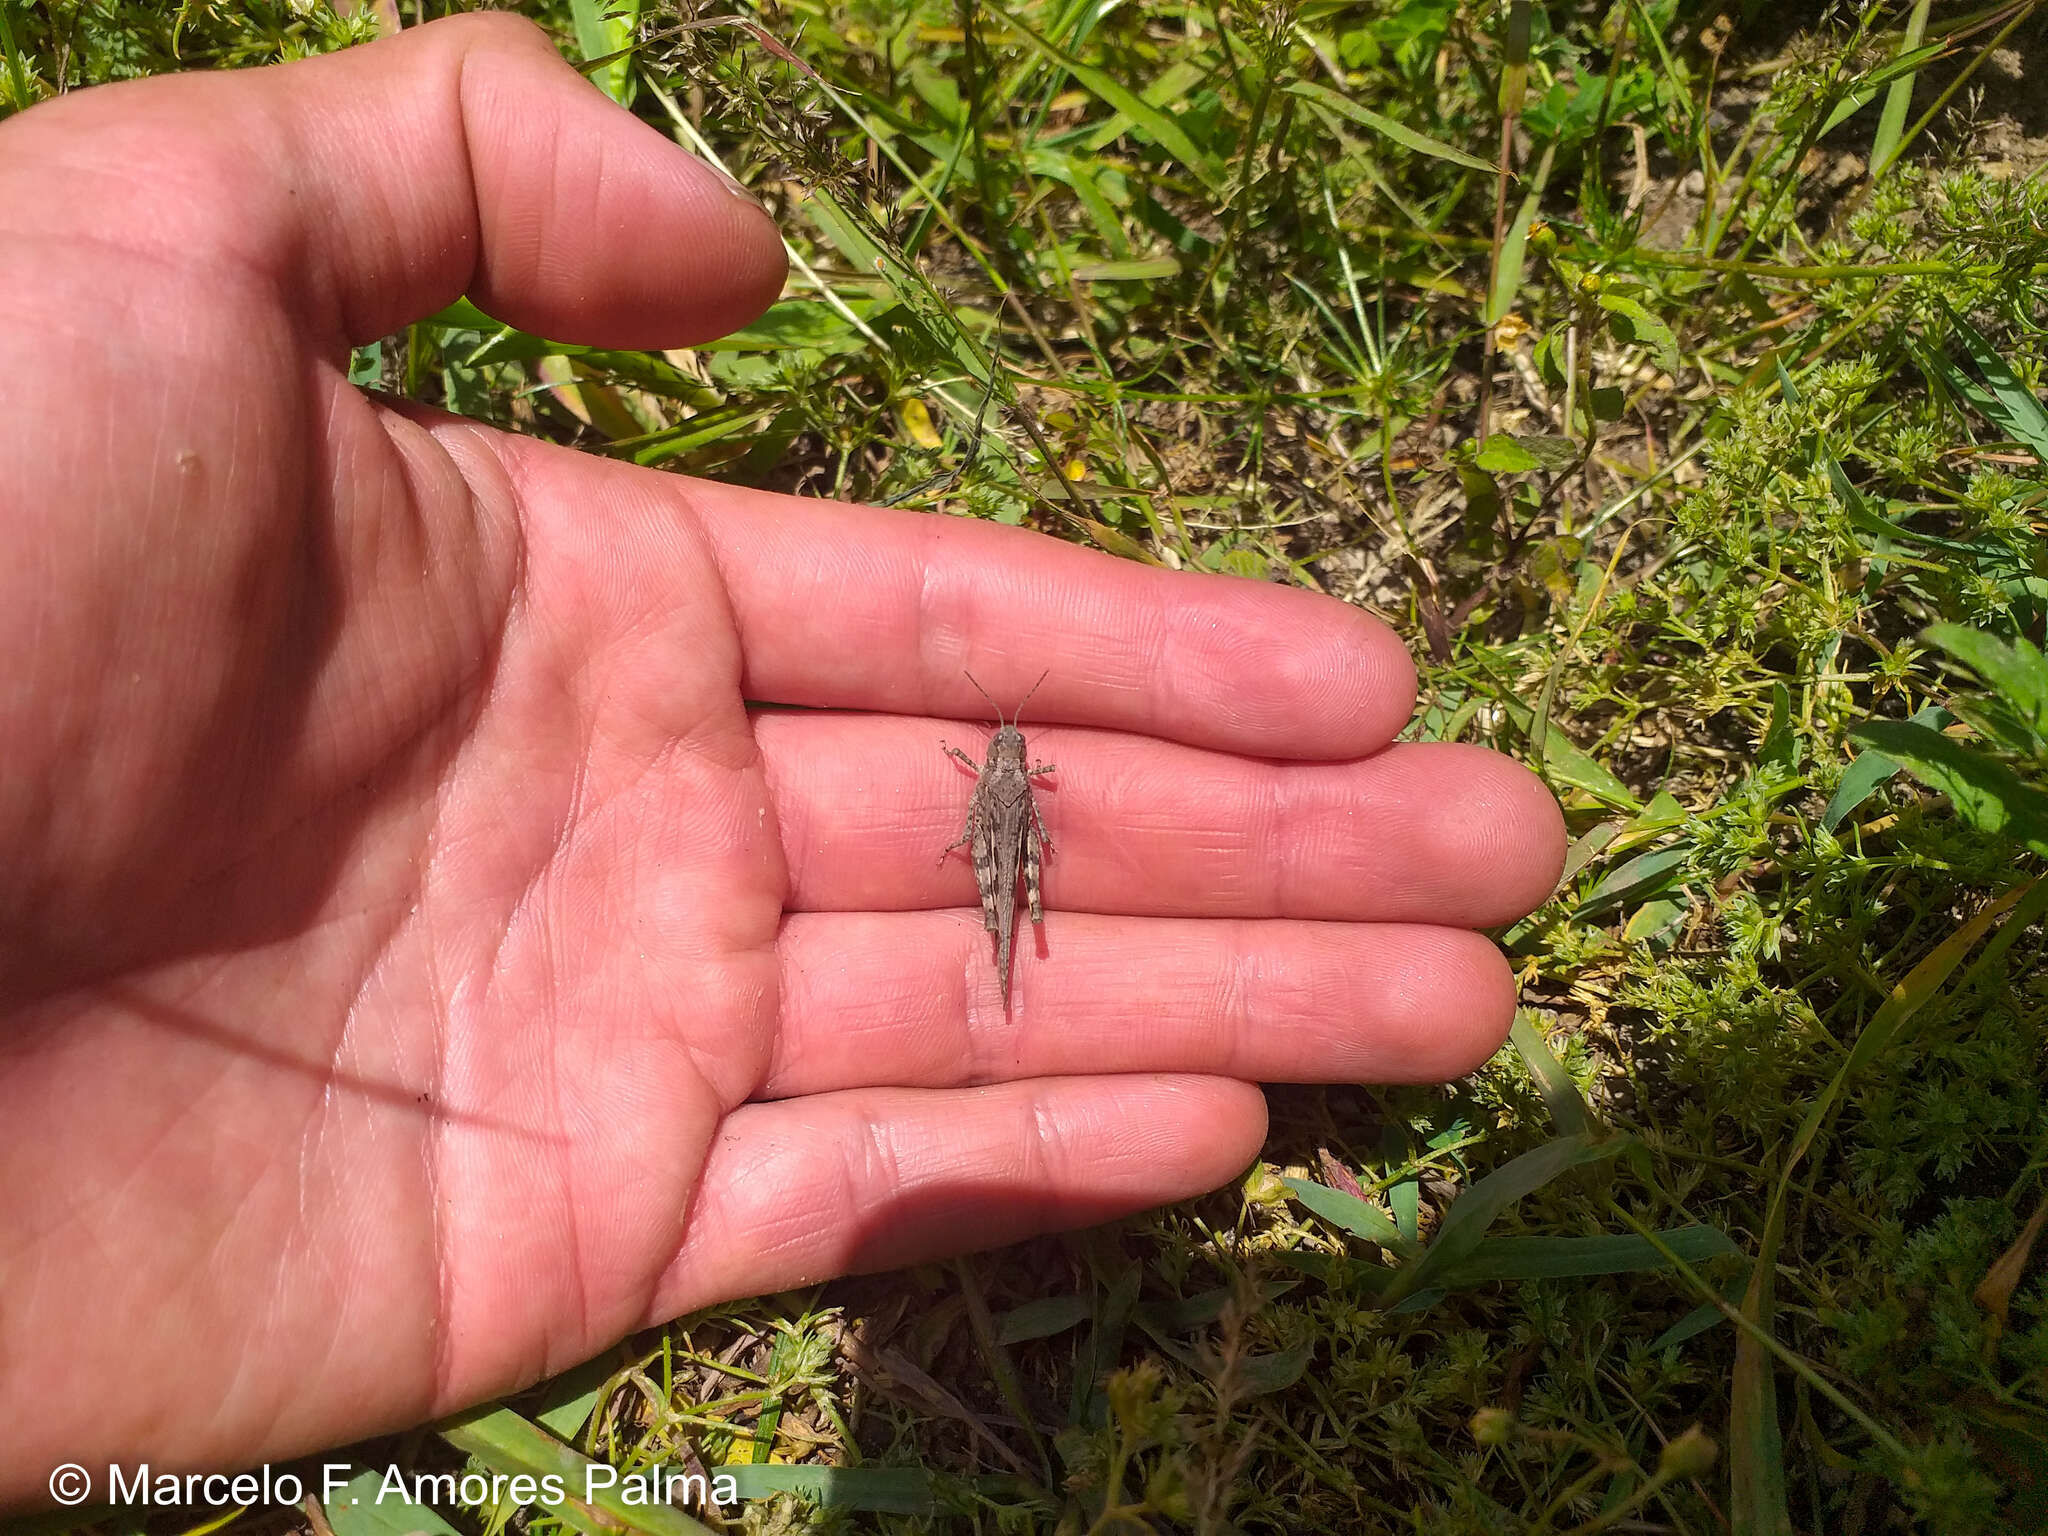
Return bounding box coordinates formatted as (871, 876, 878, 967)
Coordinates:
(939, 671, 1056, 1002)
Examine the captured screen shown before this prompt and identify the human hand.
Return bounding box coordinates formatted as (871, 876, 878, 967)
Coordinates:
(0, 14, 1563, 1500)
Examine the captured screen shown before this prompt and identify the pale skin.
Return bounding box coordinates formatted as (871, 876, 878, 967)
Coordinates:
(0, 14, 1565, 1506)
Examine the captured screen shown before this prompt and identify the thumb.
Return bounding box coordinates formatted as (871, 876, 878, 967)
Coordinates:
(0, 11, 786, 350)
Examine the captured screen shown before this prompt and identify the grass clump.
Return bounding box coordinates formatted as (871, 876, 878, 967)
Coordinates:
(8, 0, 2048, 1531)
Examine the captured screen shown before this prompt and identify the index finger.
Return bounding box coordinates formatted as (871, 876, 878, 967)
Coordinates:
(690, 479, 1419, 758)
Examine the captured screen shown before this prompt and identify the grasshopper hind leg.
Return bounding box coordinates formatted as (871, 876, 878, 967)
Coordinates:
(1024, 822, 1046, 924)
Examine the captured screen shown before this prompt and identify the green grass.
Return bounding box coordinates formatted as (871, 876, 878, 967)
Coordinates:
(9, 0, 2048, 1531)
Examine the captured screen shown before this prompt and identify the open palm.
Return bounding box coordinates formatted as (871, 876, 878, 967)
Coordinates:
(0, 15, 1564, 1500)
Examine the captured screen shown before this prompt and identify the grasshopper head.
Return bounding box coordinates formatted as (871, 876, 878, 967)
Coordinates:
(964, 668, 1050, 766)
(987, 722, 1028, 768)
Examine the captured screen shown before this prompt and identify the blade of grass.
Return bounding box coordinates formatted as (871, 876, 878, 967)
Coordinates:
(1432, 1225, 1736, 1287)
(716, 1465, 934, 1516)
(954, 1257, 1054, 1484)
(1282, 81, 1497, 172)
(1484, 143, 1554, 329)
(0, 1, 35, 110)
(1885, 3, 2033, 183)
(1941, 302, 2048, 461)
(567, 0, 638, 105)
(534, 1354, 623, 1441)
(1730, 1255, 1792, 1536)
(322, 1470, 463, 1536)
(1729, 877, 2045, 1529)
(1282, 1174, 1415, 1254)
(989, 3, 1228, 191)
(1572, 845, 1690, 919)
(1493, 693, 1643, 811)
(1384, 1122, 1420, 1244)
(1508, 1011, 1594, 1136)
(1869, 0, 1931, 179)
(1380, 1134, 1628, 1305)
(438, 1405, 719, 1536)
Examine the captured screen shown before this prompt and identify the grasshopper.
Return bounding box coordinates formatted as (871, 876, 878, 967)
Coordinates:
(939, 670, 1056, 1002)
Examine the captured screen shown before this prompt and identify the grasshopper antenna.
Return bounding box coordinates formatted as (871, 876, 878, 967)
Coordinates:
(962, 669, 1003, 723)
(1014, 668, 1052, 724)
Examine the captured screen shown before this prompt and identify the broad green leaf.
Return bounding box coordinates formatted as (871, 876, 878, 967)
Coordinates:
(1283, 80, 1497, 172)
(1382, 1135, 1627, 1304)
(1560, 820, 1619, 885)
(1281, 1175, 1412, 1253)
(1597, 292, 1680, 373)
(1477, 433, 1576, 474)
(1475, 434, 1539, 473)
(1758, 681, 1801, 775)
(1079, 59, 1208, 154)
(1391, 1173, 1420, 1244)
(1849, 720, 2048, 855)
(1236, 1342, 1313, 1395)
(1825, 702, 1956, 833)
(1135, 1279, 1298, 1335)
(420, 297, 500, 330)
(1534, 325, 1568, 391)
(1607, 790, 1689, 853)
(995, 1294, 1094, 1345)
(1922, 623, 2048, 750)
(905, 60, 963, 126)
(701, 298, 874, 354)
(1622, 894, 1690, 946)
(1026, 148, 1131, 253)
(347, 340, 382, 387)
(717, 1465, 933, 1516)
(1518, 433, 1580, 469)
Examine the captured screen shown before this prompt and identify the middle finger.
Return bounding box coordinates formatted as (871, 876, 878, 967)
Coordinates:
(755, 712, 1561, 926)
